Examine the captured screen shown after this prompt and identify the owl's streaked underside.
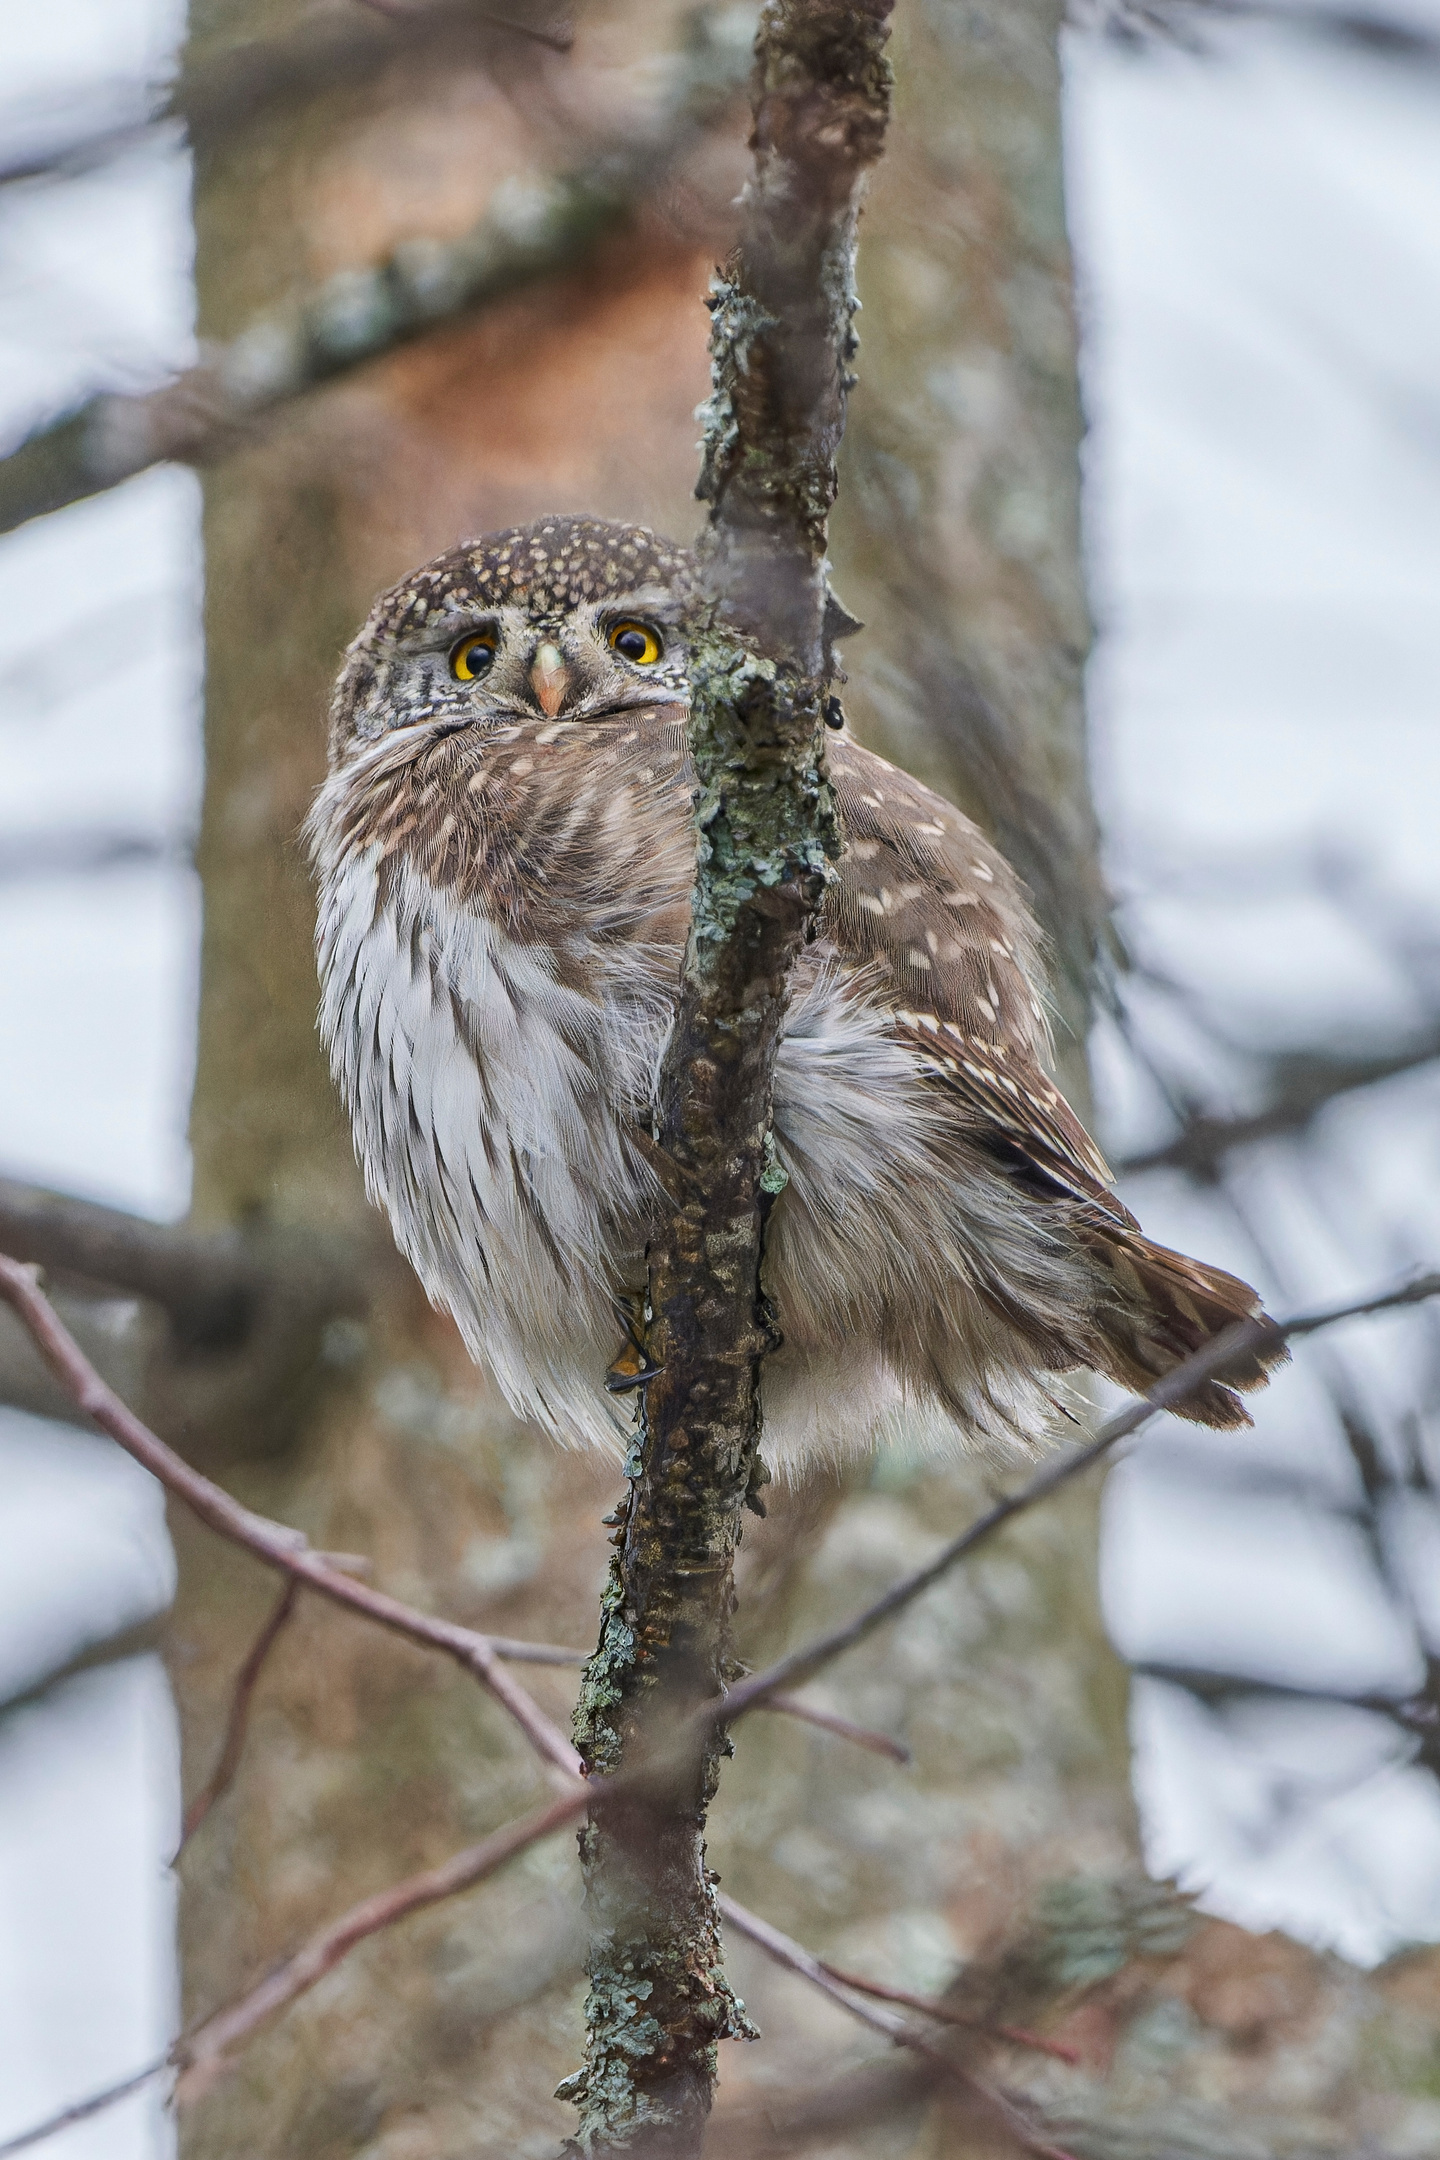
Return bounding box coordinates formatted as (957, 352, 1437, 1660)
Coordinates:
(308, 514, 1281, 1468)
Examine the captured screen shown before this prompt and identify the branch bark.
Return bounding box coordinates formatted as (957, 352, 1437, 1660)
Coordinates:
(564, 6, 894, 2152)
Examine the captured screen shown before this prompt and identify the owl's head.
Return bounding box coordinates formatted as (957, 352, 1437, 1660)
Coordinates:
(328, 514, 700, 762)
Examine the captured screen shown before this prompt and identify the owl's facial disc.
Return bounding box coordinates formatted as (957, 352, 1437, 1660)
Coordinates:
(327, 517, 701, 757)
(429, 593, 686, 726)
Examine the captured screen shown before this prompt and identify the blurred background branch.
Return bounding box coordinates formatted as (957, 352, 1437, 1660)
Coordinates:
(0, 4, 754, 537)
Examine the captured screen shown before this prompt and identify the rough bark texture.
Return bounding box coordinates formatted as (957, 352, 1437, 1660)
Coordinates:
(564, 9, 892, 2149)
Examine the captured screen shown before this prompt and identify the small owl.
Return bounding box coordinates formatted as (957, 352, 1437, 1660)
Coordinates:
(308, 514, 1281, 1469)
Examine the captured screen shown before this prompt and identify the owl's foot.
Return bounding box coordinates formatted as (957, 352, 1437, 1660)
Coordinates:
(605, 1296, 662, 1394)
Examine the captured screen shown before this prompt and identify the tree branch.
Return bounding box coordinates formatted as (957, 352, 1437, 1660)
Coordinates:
(172, 1785, 588, 2106)
(718, 1899, 1079, 2160)
(489, 1639, 913, 1757)
(1133, 1658, 1440, 1775)
(809, 1961, 1080, 2065)
(177, 1580, 300, 1848)
(1083, 0, 1440, 69)
(0, 0, 573, 192)
(0, 16, 750, 540)
(0, 1175, 363, 1348)
(0, 1254, 581, 1782)
(0, 2062, 171, 2159)
(717, 1273, 1440, 1725)
(1116, 1038, 1440, 1181)
(11, 1248, 1436, 2147)
(0, 1612, 169, 1722)
(761, 1690, 909, 1762)
(565, 6, 894, 2150)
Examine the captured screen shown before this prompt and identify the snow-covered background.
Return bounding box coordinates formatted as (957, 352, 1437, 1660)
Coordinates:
(2, 0, 1439, 2145)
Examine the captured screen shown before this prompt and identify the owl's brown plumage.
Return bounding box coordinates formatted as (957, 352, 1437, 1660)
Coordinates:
(308, 514, 1283, 1467)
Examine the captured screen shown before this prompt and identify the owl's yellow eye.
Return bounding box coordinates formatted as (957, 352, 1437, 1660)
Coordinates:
(608, 620, 662, 666)
(451, 631, 498, 681)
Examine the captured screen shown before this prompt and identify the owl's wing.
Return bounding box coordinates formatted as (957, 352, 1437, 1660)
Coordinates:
(824, 734, 1282, 1424)
(825, 732, 1119, 1214)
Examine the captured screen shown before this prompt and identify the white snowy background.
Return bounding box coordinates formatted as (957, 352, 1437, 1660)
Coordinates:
(2, 0, 1440, 2146)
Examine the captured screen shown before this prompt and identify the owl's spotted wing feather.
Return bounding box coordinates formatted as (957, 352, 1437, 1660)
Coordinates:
(826, 734, 1116, 1199)
(825, 735, 1285, 1428)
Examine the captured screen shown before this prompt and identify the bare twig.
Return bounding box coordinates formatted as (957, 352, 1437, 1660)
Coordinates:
(492, 1638, 911, 1758)
(0, 2061, 170, 2157)
(488, 1634, 590, 1664)
(1133, 1659, 1440, 1776)
(717, 1273, 1440, 1726)
(1079, 0, 1440, 69)
(172, 1785, 587, 2106)
(178, 1581, 301, 1849)
(0, 1254, 906, 1793)
(761, 1691, 910, 1763)
(811, 1961, 1079, 2065)
(11, 1250, 1435, 2143)
(20, 1784, 585, 2138)
(0, 1255, 580, 1782)
(1117, 1037, 1440, 1180)
(718, 1898, 1079, 2160)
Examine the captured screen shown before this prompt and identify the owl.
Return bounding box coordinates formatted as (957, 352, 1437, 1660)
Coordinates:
(308, 514, 1281, 1470)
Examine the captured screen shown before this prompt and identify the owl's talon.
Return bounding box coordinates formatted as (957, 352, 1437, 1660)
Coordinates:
(606, 1300, 662, 1392)
(605, 1339, 662, 1393)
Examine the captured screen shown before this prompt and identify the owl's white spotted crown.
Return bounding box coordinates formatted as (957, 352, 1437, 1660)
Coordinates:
(393, 516, 698, 627)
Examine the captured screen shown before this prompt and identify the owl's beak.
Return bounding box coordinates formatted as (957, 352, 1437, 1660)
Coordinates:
(529, 642, 572, 717)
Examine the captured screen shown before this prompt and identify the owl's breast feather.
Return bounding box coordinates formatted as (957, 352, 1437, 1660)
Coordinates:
(308, 719, 699, 1448)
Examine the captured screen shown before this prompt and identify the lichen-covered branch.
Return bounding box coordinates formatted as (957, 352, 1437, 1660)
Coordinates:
(565, 5, 895, 2152)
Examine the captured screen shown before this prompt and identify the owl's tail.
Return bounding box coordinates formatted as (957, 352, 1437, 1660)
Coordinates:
(1082, 1228, 1289, 1430)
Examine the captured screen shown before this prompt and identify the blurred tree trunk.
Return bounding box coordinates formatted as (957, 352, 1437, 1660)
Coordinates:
(163, 3, 1440, 2157)
(170, 9, 732, 2156)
